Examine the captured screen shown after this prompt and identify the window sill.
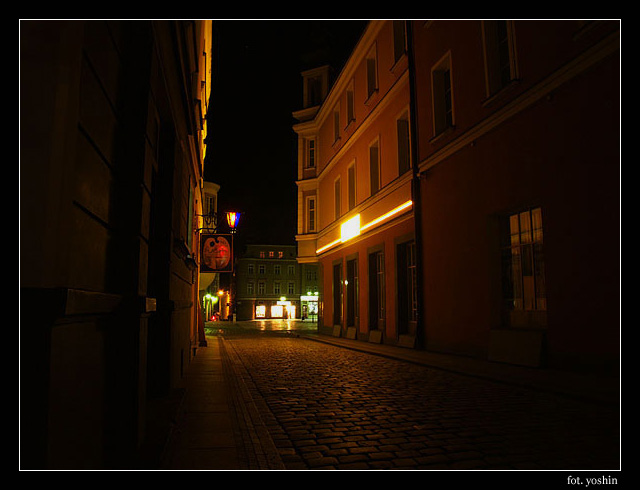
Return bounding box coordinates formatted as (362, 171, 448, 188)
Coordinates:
(344, 118, 356, 132)
(481, 79, 521, 109)
(390, 53, 408, 77)
(429, 125, 456, 145)
(364, 89, 379, 106)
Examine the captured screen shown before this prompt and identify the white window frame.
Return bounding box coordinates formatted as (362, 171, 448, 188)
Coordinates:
(333, 103, 341, 143)
(306, 196, 317, 233)
(306, 137, 316, 168)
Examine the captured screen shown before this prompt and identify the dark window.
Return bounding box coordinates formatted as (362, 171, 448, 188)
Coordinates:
(397, 115, 411, 175)
(348, 164, 356, 210)
(433, 57, 454, 135)
(367, 56, 377, 98)
(484, 20, 516, 95)
(370, 142, 380, 194)
(393, 21, 407, 62)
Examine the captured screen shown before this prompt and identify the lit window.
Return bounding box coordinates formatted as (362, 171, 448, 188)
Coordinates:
(502, 207, 546, 327)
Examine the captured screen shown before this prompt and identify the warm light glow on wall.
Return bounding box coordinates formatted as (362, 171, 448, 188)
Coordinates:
(340, 214, 361, 242)
(316, 200, 413, 255)
(359, 200, 413, 233)
(316, 238, 342, 255)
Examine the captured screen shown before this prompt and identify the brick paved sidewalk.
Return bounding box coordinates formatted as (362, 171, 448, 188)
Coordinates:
(160, 337, 284, 470)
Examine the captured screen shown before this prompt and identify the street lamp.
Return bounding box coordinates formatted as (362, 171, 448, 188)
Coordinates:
(226, 211, 240, 233)
(225, 211, 241, 322)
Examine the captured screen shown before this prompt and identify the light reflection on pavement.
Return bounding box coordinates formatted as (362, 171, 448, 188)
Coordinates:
(205, 319, 318, 337)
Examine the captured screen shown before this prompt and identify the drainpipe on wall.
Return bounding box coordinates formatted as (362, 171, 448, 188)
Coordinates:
(406, 20, 426, 350)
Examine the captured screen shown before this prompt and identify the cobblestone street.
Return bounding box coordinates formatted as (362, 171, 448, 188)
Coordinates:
(215, 321, 620, 471)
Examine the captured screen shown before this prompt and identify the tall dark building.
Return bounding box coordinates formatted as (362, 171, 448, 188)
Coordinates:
(20, 20, 213, 469)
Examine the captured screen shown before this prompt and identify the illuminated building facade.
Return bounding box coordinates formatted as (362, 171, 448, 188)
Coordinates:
(294, 21, 417, 345)
(235, 245, 318, 320)
(20, 20, 213, 468)
(295, 20, 620, 375)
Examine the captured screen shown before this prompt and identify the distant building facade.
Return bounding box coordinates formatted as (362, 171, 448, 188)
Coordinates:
(235, 244, 319, 320)
(294, 20, 620, 375)
(20, 20, 213, 468)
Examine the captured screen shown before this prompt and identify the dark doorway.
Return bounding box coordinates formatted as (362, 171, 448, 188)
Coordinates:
(346, 258, 358, 327)
(333, 262, 343, 326)
(397, 241, 418, 336)
(368, 251, 385, 331)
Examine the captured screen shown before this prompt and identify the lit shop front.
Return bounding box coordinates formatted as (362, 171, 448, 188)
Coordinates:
(255, 298, 297, 319)
(300, 293, 319, 321)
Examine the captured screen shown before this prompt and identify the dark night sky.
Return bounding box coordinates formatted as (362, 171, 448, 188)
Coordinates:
(204, 20, 368, 252)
